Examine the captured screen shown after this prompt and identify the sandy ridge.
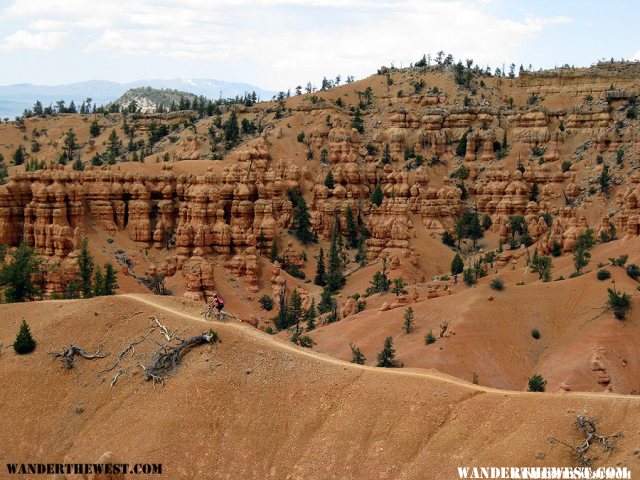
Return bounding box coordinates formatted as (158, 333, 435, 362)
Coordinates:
(121, 293, 640, 401)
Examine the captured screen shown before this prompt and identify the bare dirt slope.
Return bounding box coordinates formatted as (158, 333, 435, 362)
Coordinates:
(1, 295, 639, 479)
(309, 236, 640, 393)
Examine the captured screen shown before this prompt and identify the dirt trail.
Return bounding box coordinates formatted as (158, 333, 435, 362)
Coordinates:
(121, 293, 640, 402)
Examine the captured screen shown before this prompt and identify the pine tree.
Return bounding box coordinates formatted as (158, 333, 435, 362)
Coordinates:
(72, 158, 84, 171)
(269, 240, 279, 263)
(366, 259, 390, 295)
(381, 143, 391, 164)
(314, 248, 327, 286)
(345, 205, 358, 248)
(305, 298, 317, 332)
(376, 336, 397, 367)
(292, 195, 315, 244)
(599, 164, 611, 194)
(573, 229, 595, 274)
(371, 184, 384, 206)
(391, 278, 408, 296)
(467, 211, 483, 247)
(326, 229, 345, 292)
(102, 262, 118, 295)
(507, 215, 527, 240)
(456, 128, 470, 157)
(324, 170, 335, 189)
(89, 119, 101, 137)
(318, 287, 336, 314)
(424, 330, 437, 345)
(528, 374, 546, 392)
(288, 289, 303, 331)
(0, 242, 42, 302)
(13, 146, 25, 166)
(256, 230, 268, 254)
(223, 111, 240, 148)
(451, 253, 464, 282)
(350, 343, 366, 364)
(64, 129, 77, 160)
(107, 129, 122, 161)
(403, 307, 415, 333)
(274, 287, 289, 330)
(351, 108, 364, 133)
(77, 237, 94, 298)
(463, 267, 476, 286)
(92, 265, 104, 297)
(530, 249, 553, 281)
(13, 320, 36, 354)
(529, 181, 539, 202)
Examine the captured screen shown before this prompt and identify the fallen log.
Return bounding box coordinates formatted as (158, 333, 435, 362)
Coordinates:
(142, 330, 219, 384)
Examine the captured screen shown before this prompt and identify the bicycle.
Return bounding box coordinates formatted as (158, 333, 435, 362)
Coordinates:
(201, 305, 236, 322)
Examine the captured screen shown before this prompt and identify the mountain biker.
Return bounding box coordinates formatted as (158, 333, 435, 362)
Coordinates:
(210, 293, 224, 313)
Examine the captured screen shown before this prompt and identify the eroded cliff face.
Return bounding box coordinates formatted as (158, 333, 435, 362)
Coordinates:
(2, 62, 640, 300)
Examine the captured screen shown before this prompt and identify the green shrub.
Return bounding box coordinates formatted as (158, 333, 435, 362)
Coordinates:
(441, 231, 455, 247)
(350, 343, 366, 364)
(597, 269, 611, 281)
(258, 294, 274, 311)
(207, 329, 220, 344)
(463, 267, 476, 286)
(284, 264, 305, 279)
(608, 287, 631, 320)
(626, 264, 640, 280)
(13, 320, 36, 354)
(528, 374, 546, 392)
(490, 278, 504, 291)
(610, 255, 628, 267)
(295, 335, 316, 348)
(424, 330, 436, 345)
(531, 328, 541, 340)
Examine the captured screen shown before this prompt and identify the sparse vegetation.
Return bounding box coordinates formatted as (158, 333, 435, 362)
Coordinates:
(573, 229, 595, 274)
(607, 286, 631, 320)
(626, 263, 640, 280)
(350, 344, 366, 365)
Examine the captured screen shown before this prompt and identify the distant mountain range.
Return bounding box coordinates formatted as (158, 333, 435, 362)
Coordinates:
(0, 79, 277, 119)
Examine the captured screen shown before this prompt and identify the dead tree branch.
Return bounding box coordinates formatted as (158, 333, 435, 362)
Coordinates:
(51, 344, 107, 369)
(549, 416, 621, 467)
(110, 369, 127, 389)
(150, 316, 172, 341)
(143, 330, 219, 384)
(99, 327, 156, 374)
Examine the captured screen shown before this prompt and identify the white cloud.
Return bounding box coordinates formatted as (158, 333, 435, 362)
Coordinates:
(0, 0, 574, 88)
(0, 29, 68, 51)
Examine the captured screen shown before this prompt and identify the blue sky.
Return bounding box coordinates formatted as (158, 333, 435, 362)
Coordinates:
(0, 0, 637, 91)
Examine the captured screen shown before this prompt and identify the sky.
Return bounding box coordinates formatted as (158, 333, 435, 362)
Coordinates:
(0, 0, 638, 92)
